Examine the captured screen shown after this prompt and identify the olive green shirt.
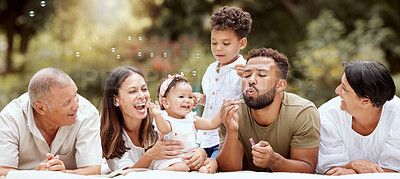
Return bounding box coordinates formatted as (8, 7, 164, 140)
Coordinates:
(219, 92, 320, 172)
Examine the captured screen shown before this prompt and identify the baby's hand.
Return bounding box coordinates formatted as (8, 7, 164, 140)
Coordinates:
(149, 100, 162, 116)
(193, 92, 205, 106)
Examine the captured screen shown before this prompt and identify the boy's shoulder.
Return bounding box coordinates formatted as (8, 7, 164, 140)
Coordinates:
(233, 54, 246, 65)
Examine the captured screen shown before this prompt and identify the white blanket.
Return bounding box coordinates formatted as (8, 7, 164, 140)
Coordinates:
(6, 170, 400, 179)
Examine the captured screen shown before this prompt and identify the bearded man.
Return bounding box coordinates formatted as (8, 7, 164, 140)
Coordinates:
(217, 48, 320, 173)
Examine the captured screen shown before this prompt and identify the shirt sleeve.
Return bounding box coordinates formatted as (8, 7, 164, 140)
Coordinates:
(378, 118, 400, 172)
(315, 109, 350, 174)
(106, 152, 135, 172)
(75, 107, 102, 168)
(291, 106, 320, 149)
(0, 112, 19, 168)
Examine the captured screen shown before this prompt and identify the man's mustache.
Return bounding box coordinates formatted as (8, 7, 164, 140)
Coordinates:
(248, 84, 258, 92)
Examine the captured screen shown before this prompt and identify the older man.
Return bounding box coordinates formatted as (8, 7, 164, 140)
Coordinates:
(0, 68, 101, 176)
(217, 48, 320, 173)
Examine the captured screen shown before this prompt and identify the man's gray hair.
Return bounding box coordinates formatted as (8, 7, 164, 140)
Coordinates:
(28, 68, 73, 107)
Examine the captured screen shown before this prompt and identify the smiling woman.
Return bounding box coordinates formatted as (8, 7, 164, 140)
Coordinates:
(317, 61, 400, 175)
(100, 66, 208, 172)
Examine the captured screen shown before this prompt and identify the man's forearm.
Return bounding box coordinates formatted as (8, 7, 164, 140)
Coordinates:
(216, 131, 243, 171)
(66, 165, 100, 175)
(269, 153, 315, 173)
(0, 166, 16, 176)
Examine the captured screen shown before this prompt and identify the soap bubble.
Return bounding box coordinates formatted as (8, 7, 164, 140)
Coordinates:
(111, 48, 116, 53)
(138, 51, 142, 57)
(150, 52, 154, 58)
(128, 36, 132, 41)
(75, 52, 80, 58)
(163, 52, 167, 58)
(116, 55, 120, 59)
(192, 71, 197, 76)
(29, 11, 35, 17)
(40, 1, 46, 7)
(196, 54, 200, 59)
(138, 36, 142, 41)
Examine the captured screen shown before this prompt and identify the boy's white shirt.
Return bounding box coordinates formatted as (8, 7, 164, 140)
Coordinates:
(197, 54, 246, 148)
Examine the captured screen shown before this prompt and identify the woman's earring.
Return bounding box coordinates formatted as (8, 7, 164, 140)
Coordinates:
(115, 102, 119, 107)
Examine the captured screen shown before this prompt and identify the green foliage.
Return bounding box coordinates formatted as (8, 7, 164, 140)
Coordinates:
(292, 10, 397, 107)
(1, 0, 400, 110)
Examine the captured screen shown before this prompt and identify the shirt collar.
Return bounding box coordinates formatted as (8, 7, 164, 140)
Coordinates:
(217, 54, 245, 68)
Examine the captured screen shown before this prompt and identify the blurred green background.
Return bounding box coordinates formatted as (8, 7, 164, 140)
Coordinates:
(1, 0, 400, 110)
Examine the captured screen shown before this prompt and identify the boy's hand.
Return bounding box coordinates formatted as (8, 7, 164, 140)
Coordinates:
(193, 92, 206, 106)
(148, 100, 162, 116)
(234, 64, 245, 78)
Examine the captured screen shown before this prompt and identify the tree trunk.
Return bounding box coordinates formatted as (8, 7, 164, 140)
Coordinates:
(5, 29, 14, 74)
(19, 27, 30, 54)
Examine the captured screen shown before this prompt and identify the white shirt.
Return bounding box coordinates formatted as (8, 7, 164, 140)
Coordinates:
(197, 55, 246, 148)
(106, 129, 155, 171)
(316, 96, 400, 174)
(0, 93, 102, 170)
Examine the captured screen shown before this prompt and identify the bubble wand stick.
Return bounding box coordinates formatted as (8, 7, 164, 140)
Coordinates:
(233, 86, 250, 101)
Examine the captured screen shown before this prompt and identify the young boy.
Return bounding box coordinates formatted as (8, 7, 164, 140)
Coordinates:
(195, 6, 252, 159)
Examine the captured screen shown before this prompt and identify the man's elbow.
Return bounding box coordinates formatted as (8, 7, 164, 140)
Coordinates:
(70, 165, 101, 175)
(0, 166, 17, 176)
(216, 157, 242, 172)
(86, 165, 101, 175)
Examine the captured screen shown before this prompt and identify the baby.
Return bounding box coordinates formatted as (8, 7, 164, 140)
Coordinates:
(149, 74, 221, 173)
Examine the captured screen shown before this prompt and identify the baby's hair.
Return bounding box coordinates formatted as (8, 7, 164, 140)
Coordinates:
(210, 6, 252, 39)
(157, 76, 189, 110)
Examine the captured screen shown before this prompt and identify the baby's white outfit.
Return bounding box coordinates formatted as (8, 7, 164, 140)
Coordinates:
(153, 110, 198, 170)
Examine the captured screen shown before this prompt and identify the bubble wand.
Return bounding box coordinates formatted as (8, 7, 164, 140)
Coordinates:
(233, 86, 250, 101)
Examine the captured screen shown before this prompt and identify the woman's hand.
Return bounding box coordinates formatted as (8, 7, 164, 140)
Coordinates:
(326, 167, 357, 175)
(181, 147, 207, 170)
(144, 134, 184, 160)
(349, 159, 384, 173)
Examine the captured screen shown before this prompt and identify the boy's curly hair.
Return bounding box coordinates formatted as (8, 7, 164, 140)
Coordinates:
(210, 6, 252, 39)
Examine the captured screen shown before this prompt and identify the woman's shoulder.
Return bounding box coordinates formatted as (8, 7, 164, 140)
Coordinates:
(383, 95, 400, 110)
(318, 96, 342, 111)
(318, 96, 347, 125)
(382, 96, 400, 124)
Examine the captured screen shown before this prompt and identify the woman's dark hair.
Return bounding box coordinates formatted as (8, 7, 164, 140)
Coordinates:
(157, 76, 189, 110)
(345, 61, 396, 108)
(101, 66, 158, 159)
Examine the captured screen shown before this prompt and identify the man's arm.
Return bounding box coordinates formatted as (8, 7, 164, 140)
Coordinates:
(216, 100, 243, 171)
(216, 132, 244, 171)
(67, 165, 100, 175)
(0, 166, 16, 176)
(268, 147, 318, 173)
